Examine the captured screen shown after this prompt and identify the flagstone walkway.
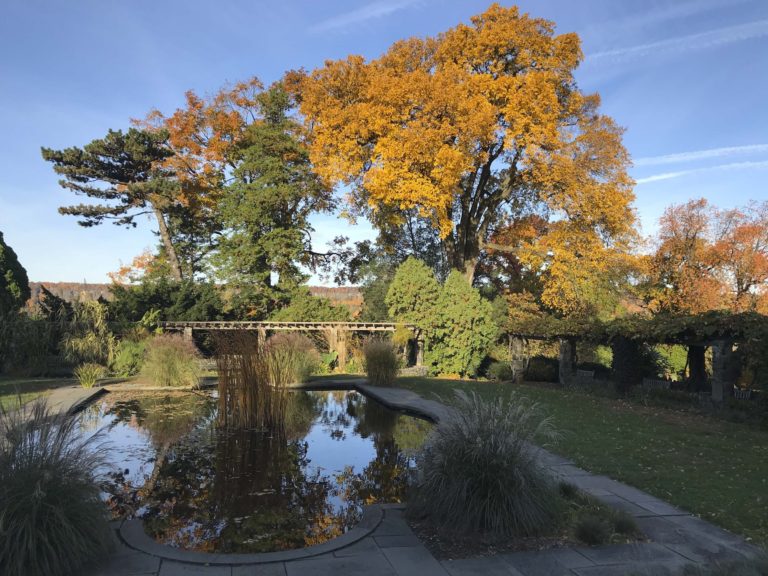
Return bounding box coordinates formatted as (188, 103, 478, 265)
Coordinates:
(74, 380, 762, 576)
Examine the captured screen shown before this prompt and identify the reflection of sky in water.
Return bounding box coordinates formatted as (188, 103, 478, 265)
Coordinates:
(80, 398, 156, 488)
(77, 389, 430, 553)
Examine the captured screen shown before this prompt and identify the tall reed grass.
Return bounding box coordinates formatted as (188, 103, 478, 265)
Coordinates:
(408, 391, 564, 539)
(0, 400, 112, 576)
(214, 331, 282, 430)
(142, 333, 201, 388)
(363, 338, 400, 387)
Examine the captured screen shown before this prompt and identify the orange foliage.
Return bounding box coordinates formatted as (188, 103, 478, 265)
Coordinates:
(648, 199, 768, 314)
(108, 249, 167, 285)
(293, 3, 636, 289)
(136, 77, 264, 211)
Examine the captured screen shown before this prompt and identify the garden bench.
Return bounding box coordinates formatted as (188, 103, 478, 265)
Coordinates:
(642, 377, 672, 390)
(575, 369, 595, 384)
(733, 388, 752, 400)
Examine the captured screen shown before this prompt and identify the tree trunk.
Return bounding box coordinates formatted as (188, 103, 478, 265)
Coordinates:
(152, 206, 183, 281)
(447, 228, 480, 284)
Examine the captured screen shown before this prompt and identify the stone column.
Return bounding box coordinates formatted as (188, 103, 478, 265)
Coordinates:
(183, 326, 193, 342)
(414, 332, 424, 367)
(558, 338, 576, 386)
(510, 336, 527, 384)
(611, 335, 642, 395)
(711, 339, 735, 404)
(687, 345, 707, 392)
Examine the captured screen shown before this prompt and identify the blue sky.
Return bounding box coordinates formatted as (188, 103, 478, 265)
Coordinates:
(1, 0, 766, 283)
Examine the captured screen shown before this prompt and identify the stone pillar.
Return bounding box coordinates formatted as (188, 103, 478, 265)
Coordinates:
(337, 329, 348, 372)
(711, 339, 735, 404)
(611, 335, 642, 395)
(325, 328, 348, 372)
(687, 345, 707, 392)
(558, 338, 576, 386)
(183, 326, 193, 342)
(414, 332, 424, 367)
(510, 336, 527, 384)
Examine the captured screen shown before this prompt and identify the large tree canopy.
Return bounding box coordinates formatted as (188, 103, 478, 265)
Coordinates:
(292, 3, 636, 290)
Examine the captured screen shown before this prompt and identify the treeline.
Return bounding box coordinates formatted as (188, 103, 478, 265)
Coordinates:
(2, 4, 766, 386)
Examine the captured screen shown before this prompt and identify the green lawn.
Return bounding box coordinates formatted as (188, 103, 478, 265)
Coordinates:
(0, 376, 74, 410)
(392, 376, 768, 548)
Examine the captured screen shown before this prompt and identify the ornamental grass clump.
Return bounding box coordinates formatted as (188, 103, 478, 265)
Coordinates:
(265, 333, 320, 385)
(363, 338, 400, 387)
(0, 400, 112, 576)
(409, 391, 564, 539)
(73, 362, 105, 388)
(142, 333, 201, 388)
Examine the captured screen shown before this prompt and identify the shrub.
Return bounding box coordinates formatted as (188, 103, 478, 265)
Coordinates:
(559, 481, 580, 500)
(612, 510, 639, 536)
(142, 334, 201, 387)
(363, 338, 400, 387)
(264, 333, 319, 385)
(575, 514, 611, 545)
(73, 362, 105, 388)
(525, 355, 559, 382)
(408, 391, 564, 538)
(0, 313, 54, 376)
(0, 400, 113, 576)
(487, 361, 514, 382)
(60, 301, 116, 366)
(111, 338, 147, 377)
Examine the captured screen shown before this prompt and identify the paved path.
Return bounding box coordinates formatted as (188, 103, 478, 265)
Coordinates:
(43, 383, 105, 415)
(83, 382, 762, 576)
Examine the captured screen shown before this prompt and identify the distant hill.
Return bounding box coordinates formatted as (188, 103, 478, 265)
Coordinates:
(28, 282, 363, 314)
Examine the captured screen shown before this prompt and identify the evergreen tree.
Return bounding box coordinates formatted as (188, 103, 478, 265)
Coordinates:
(385, 257, 440, 332)
(428, 271, 496, 377)
(41, 128, 192, 281)
(0, 231, 30, 315)
(215, 85, 333, 317)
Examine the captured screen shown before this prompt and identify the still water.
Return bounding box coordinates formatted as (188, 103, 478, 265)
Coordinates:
(79, 389, 430, 553)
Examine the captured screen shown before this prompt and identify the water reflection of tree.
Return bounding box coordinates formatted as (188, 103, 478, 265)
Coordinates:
(101, 393, 214, 514)
(337, 394, 431, 506)
(141, 426, 360, 553)
(136, 392, 364, 553)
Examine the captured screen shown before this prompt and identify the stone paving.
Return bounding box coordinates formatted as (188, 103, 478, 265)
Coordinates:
(76, 380, 763, 576)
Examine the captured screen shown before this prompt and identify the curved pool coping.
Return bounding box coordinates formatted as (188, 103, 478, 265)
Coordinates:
(117, 379, 441, 565)
(119, 503, 384, 565)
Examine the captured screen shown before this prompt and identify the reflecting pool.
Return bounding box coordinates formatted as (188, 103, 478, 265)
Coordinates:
(79, 389, 431, 553)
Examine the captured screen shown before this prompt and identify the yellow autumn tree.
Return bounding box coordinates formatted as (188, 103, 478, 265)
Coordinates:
(292, 3, 637, 308)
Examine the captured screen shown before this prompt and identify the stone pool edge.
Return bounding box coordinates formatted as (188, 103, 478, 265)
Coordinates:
(119, 503, 384, 565)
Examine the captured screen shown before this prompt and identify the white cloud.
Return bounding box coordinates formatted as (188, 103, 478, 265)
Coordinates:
(635, 160, 768, 185)
(310, 0, 422, 33)
(634, 144, 768, 167)
(587, 19, 768, 63)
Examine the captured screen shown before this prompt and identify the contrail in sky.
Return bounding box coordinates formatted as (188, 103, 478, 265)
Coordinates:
(589, 19, 768, 62)
(310, 0, 423, 33)
(635, 144, 768, 167)
(635, 160, 768, 185)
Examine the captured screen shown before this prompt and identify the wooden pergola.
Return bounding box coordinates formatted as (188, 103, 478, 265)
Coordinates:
(160, 321, 421, 370)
